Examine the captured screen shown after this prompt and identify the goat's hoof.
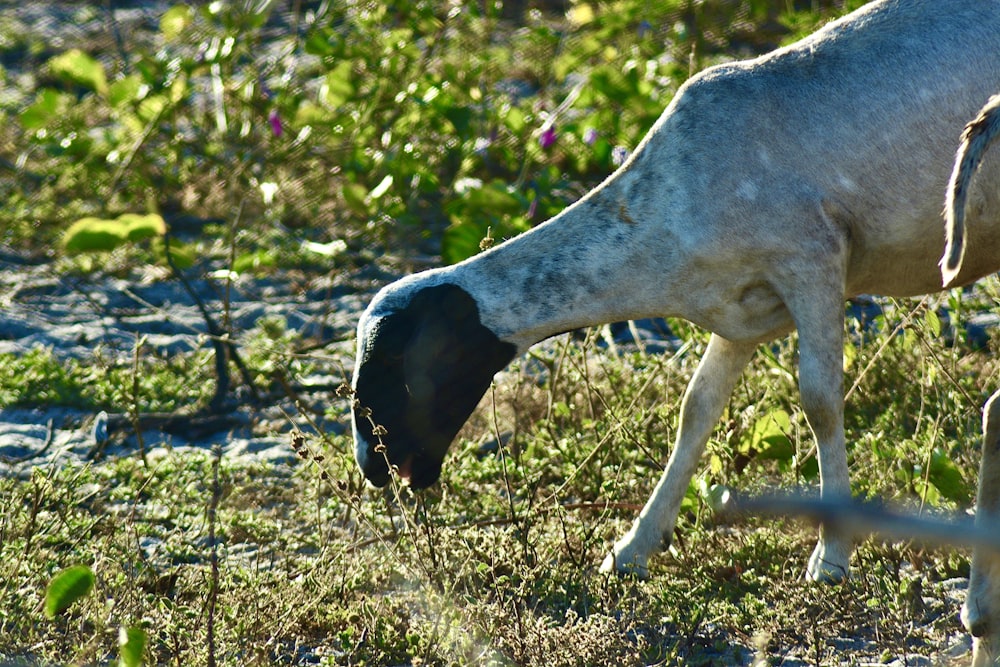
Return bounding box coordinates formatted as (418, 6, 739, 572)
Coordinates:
(806, 542, 850, 583)
(963, 602, 992, 639)
(599, 551, 649, 579)
(806, 564, 848, 584)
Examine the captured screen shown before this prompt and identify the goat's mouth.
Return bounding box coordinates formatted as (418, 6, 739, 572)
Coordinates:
(394, 455, 414, 483)
(394, 453, 442, 490)
(358, 449, 408, 488)
(359, 450, 440, 490)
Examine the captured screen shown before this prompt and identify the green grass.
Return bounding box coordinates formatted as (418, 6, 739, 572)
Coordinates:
(0, 347, 213, 412)
(0, 1, 995, 665)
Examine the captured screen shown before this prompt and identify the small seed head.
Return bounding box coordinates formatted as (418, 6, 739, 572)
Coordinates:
(479, 226, 495, 252)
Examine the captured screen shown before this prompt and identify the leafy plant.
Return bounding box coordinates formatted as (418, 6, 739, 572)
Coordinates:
(62, 213, 166, 253)
(44, 565, 95, 619)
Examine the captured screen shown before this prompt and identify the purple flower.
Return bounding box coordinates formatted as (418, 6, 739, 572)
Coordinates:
(539, 123, 557, 150)
(638, 20, 652, 39)
(268, 109, 283, 138)
(612, 145, 630, 166)
(583, 127, 599, 145)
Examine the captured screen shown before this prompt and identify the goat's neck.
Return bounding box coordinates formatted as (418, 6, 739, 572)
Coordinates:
(447, 177, 685, 352)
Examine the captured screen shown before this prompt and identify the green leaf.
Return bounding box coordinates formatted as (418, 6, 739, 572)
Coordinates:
(160, 5, 193, 40)
(63, 217, 128, 253)
(293, 100, 333, 126)
(108, 75, 143, 108)
(137, 95, 168, 123)
(155, 239, 196, 270)
(323, 61, 355, 108)
(842, 338, 857, 372)
(63, 214, 166, 253)
(442, 181, 531, 263)
(924, 308, 942, 338)
(442, 223, 477, 265)
(442, 220, 493, 264)
(44, 565, 95, 619)
(928, 448, 969, 503)
(742, 409, 794, 461)
(232, 249, 278, 274)
(442, 105, 473, 137)
(20, 89, 69, 131)
(48, 49, 108, 95)
(118, 214, 167, 242)
(304, 28, 336, 57)
(679, 478, 701, 516)
(504, 106, 526, 134)
(464, 181, 522, 215)
(798, 455, 819, 481)
(119, 626, 147, 667)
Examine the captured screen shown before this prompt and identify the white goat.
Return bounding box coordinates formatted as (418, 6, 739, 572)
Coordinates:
(940, 94, 1000, 667)
(351, 0, 1000, 658)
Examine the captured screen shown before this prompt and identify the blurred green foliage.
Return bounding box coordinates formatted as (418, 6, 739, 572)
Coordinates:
(3, 0, 864, 265)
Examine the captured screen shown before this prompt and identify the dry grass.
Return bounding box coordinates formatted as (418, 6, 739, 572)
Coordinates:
(2, 284, 997, 665)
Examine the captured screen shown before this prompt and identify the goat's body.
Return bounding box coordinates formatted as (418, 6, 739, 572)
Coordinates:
(434, 0, 1000, 351)
(352, 0, 1000, 661)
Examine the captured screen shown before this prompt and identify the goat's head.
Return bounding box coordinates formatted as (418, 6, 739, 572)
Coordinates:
(351, 281, 517, 489)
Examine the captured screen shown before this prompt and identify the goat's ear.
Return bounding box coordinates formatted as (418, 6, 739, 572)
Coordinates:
(439, 285, 477, 321)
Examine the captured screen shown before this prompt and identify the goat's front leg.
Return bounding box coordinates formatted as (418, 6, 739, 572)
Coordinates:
(784, 279, 853, 583)
(966, 389, 1000, 667)
(600, 334, 756, 577)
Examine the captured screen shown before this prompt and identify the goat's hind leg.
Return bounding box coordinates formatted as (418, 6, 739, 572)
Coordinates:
(966, 390, 1000, 666)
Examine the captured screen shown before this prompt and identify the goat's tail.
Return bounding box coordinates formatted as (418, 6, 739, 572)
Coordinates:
(941, 94, 1000, 287)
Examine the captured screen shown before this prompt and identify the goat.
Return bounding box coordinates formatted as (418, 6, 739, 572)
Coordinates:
(940, 94, 1000, 667)
(352, 0, 1000, 614)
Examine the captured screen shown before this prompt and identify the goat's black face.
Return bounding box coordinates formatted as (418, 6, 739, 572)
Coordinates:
(352, 283, 517, 489)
